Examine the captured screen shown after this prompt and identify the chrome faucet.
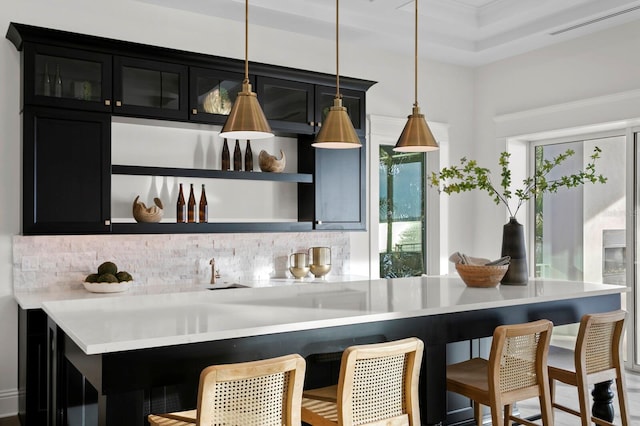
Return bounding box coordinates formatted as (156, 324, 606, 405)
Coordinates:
(209, 258, 221, 284)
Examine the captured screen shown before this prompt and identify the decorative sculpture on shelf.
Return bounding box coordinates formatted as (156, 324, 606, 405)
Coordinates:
(132, 196, 164, 223)
(258, 149, 286, 173)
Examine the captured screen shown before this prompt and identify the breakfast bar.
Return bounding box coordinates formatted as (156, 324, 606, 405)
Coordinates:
(42, 276, 625, 426)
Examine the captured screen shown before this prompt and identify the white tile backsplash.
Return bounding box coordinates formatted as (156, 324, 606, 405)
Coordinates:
(13, 232, 349, 292)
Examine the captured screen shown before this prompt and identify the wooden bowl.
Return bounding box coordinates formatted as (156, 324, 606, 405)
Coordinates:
(455, 263, 508, 288)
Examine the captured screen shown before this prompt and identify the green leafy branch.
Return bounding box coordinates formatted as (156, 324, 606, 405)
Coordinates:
(429, 147, 607, 218)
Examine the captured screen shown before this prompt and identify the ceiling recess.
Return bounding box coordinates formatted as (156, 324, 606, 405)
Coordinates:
(550, 4, 640, 35)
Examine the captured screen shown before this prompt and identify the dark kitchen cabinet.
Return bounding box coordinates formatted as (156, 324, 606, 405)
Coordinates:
(113, 56, 188, 120)
(18, 308, 48, 426)
(298, 134, 366, 230)
(8, 22, 375, 235)
(22, 43, 112, 112)
(315, 85, 366, 136)
(257, 76, 315, 134)
(189, 67, 245, 124)
(23, 107, 111, 235)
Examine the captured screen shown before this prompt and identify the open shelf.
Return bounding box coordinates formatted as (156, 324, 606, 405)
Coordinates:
(111, 221, 314, 234)
(112, 165, 313, 183)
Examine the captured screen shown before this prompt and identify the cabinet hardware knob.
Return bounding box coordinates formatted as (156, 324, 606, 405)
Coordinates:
(192, 108, 198, 115)
(105, 220, 111, 226)
(115, 100, 122, 107)
(104, 100, 111, 106)
(317, 122, 322, 127)
(316, 220, 323, 225)
(309, 121, 315, 126)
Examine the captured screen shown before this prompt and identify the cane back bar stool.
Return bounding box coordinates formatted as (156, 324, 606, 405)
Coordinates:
(547, 310, 630, 426)
(446, 319, 554, 426)
(301, 337, 424, 426)
(148, 353, 306, 426)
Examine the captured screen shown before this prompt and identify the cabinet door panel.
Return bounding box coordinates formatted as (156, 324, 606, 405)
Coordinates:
(189, 67, 245, 124)
(23, 43, 112, 112)
(23, 108, 111, 234)
(257, 77, 314, 134)
(113, 57, 187, 120)
(315, 85, 365, 136)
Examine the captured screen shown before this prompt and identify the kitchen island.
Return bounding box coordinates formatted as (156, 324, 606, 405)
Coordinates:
(42, 276, 625, 425)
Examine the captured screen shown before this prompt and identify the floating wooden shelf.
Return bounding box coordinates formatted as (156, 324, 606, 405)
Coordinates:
(111, 221, 314, 234)
(112, 165, 313, 183)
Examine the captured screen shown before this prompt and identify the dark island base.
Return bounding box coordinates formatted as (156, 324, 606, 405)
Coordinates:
(49, 294, 620, 426)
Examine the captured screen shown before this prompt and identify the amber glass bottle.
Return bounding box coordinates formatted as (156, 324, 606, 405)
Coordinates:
(233, 140, 242, 171)
(221, 139, 230, 171)
(199, 184, 208, 223)
(187, 184, 196, 223)
(176, 183, 186, 223)
(245, 140, 253, 171)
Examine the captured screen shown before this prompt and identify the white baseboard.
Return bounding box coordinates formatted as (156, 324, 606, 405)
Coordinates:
(0, 388, 18, 418)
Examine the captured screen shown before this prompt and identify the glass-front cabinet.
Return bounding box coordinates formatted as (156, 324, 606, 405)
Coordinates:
(23, 43, 112, 112)
(113, 56, 187, 120)
(189, 67, 244, 124)
(257, 77, 315, 134)
(315, 85, 365, 136)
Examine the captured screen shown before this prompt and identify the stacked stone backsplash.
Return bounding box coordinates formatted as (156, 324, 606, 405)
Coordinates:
(13, 232, 349, 292)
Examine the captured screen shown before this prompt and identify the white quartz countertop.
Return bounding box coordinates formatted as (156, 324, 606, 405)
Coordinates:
(41, 276, 625, 355)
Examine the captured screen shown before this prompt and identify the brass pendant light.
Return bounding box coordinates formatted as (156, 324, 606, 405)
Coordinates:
(394, 0, 439, 152)
(220, 0, 273, 140)
(312, 0, 361, 149)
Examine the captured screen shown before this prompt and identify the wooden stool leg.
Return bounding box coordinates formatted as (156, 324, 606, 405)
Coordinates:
(615, 375, 630, 426)
(473, 401, 482, 425)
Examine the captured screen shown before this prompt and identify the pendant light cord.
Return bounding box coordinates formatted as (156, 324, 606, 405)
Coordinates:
(336, 0, 340, 99)
(414, 0, 418, 108)
(244, 0, 249, 83)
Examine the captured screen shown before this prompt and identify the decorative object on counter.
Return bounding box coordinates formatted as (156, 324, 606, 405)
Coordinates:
(244, 140, 253, 171)
(431, 147, 607, 285)
(176, 183, 186, 223)
(312, 0, 360, 149)
(449, 252, 509, 288)
(188, 183, 197, 223)
(209, 258, 221, 284)
(132, 195, 163, 223)
(199, 184, 208, 223)
(221, 138, 230, 171)
(394, 0, 438, 153)
(258, 149, 286, 173)
(289, 252, 310, 280)
(42, 62, 51, 96)
(309, 246, 331, 279)
(54, 64, 62, 97)
(84, 261, 134, 293)
(203, 87, 232, 115)
(219, 0, 273, 140)
(233, 139, 242, 171)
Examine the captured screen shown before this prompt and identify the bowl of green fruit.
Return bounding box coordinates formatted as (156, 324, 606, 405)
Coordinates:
(83, 261, 134, 293)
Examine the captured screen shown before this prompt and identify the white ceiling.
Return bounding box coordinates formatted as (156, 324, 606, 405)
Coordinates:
(138, 0, 640, 66)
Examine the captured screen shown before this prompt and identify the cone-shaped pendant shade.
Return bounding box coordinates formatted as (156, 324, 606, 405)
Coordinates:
(220, 80, 272, 140)
(394, 105, 438, 152)
(312, 97, 361, 149)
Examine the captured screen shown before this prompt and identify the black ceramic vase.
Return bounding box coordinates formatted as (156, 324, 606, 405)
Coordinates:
(501, 217, 528, 285)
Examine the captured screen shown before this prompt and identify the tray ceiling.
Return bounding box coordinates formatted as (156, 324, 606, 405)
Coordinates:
(137, 0, 640, 66)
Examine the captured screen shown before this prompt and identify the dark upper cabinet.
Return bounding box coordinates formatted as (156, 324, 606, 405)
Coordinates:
(113, 56, 188, 120)
(257, 76, 315, 134)
(298, 134, 366, 230)
(189, 67, 245, 124)
(23, 107, 111, 235)
(315, 85, 366, 136)
(22, 43, 112, 112)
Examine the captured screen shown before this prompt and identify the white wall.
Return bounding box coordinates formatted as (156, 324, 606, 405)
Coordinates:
(0, 0, 474, 415)
(471, 20, 640, 258)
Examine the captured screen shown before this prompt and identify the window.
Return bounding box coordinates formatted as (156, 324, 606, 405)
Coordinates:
(379, 146, 426, 277)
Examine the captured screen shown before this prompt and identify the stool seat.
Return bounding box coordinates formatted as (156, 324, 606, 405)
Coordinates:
(301, 337, 424, 426)
(447, 319, 554, 426)
(547, 310, 630, 426)
(148, 354, 305, 426)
